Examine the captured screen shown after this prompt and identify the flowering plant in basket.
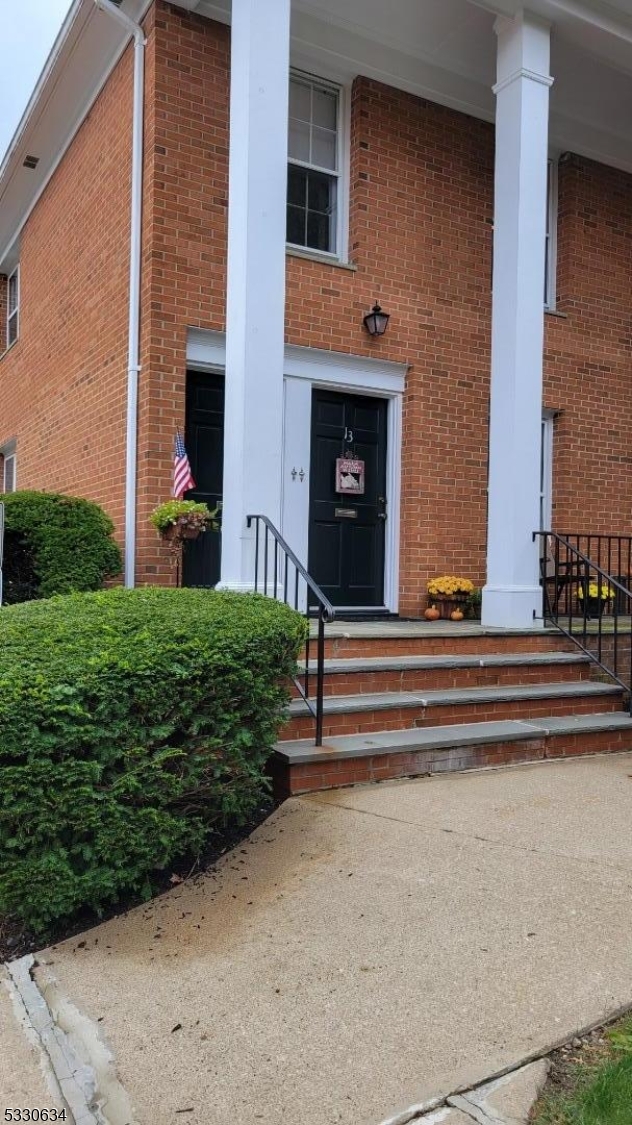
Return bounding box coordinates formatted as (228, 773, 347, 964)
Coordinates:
(427, 576, 474, 598)
(577, 581, 615, 601)
(150, 500, 219, 543)
(426, 575, 475, 620)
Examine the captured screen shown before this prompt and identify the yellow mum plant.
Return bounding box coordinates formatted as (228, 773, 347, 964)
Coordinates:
(578, 582, 615, 600)
(427, 576, 474, 597)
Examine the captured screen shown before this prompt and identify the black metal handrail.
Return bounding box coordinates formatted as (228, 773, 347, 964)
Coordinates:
(247, 514, 335, 745)
(558, 534, 632, 601)
(535, 530, 632, 713)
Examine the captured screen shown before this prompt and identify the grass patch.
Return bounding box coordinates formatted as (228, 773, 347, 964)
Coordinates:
(533, 1020, 632, 1125)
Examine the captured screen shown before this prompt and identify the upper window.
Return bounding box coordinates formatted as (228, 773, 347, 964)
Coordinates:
(2, 450, 16, 493)
(7, 266, 19, 348)
(287, 74, 340, 257)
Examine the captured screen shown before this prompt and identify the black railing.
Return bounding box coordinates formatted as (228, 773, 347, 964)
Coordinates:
(559, 534, 632, 611)
(535, 530, 632, 713)
(247, 515, 335, 745)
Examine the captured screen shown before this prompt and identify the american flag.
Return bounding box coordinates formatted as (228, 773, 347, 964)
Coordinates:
(173, 431, 195, 499)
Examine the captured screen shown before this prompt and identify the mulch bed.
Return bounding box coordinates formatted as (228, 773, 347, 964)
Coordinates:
(0, 794, 280, 964)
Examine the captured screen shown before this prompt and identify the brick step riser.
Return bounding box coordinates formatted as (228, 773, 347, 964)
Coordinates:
(271, 727, 632, 796)
(290, 662, 591, 699)
(316, 635, 574, 660)
(280, 693, 621, 742)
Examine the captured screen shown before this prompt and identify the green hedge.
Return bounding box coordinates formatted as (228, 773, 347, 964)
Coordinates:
(1, 491, 122, 604)
(0, 588, 306, 933)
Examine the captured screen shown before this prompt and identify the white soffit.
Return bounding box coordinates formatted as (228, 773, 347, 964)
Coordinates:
(0, 0, 154, 267)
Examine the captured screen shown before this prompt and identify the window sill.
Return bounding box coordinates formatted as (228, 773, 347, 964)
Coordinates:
(286, 246, 357, 271)
(544, 307, 568, 319)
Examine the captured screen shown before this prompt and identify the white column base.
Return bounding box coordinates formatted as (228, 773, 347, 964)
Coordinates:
(481, 584, 543, 630)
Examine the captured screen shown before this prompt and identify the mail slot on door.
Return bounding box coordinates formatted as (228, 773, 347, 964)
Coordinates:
(335, 507, 358, 519)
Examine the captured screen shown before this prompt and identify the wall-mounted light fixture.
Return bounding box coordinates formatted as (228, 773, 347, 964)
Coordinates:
(363, 302, 390, 337)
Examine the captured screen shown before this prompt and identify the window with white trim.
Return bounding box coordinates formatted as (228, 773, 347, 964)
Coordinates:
(540, 413, 554, 530)
(287, 74, 341, 256)
(491, 159, 558, 308)
(544, 160, 558, 310)
(7, 266, 19, 348)
(2, 448, 16, 493)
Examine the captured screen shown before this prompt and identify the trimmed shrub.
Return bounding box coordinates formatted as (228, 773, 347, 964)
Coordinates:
(1, 491, 122, 604)
(0, 588, 306, 933)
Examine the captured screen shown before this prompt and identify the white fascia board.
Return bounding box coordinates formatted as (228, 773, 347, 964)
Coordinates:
(0, 0, 154, 269)
(0, 0, 86, 185)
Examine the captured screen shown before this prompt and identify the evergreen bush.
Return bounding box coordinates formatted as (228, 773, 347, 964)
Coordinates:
(0, 587, 306, 932)
(1, 491, 122, 604)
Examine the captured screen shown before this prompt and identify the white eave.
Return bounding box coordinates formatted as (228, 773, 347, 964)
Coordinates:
(2, 0, 632, 270)
(0, 0, 154, 268)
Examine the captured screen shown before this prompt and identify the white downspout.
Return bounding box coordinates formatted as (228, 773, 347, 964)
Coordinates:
(95, 0, 145, 588)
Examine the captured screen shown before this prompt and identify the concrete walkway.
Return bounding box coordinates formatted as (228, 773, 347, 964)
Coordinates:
(6, 753, 632, 1125)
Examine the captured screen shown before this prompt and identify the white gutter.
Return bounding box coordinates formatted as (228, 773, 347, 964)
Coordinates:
(95, 0, 146, 588)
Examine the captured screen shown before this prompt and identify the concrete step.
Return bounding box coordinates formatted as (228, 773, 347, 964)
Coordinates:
(293, 651, 592, 697)
(272, 711, 632, 795)
(281, 680, 622, 741)
(315, 626, 573, 660)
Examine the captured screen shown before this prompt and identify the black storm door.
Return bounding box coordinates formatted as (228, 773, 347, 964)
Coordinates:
(308, 389, 387, 608)
(182, 371, 224, 588)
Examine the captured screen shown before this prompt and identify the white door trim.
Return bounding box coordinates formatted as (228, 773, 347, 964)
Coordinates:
(186, 329, 407, 614)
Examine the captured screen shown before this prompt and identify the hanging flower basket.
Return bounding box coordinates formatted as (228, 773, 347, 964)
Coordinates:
(150, 500, 219, 557)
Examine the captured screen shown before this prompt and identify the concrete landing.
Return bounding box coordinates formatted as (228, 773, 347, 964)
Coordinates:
(7, 753, 632, 1125)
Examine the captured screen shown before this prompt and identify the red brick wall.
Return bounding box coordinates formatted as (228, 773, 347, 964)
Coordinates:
(0, 275, 7, 356)
(543, 153, 632, 537)
(136, 3, 230, 581)
(0, 45, 133, 536)
(135, 4, 496, 607)
(4, 0, 632, 611)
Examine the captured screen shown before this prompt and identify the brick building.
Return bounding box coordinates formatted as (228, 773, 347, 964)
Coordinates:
(1, 0, 632, 625)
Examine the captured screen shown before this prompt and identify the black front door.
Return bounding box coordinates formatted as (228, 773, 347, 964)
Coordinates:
(182, 371, 224, 588)
(308, 389, 387, 608)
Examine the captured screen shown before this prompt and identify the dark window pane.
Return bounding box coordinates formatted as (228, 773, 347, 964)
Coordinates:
(287, 166, 336, 252)
(307, 211, 330, 252)
(287, 204, 306, 246)
(288, 166, 307, 207)
(308, 170, 333, 213)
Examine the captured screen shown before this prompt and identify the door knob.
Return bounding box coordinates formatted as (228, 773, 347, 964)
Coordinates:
(377, 496, 387, 521)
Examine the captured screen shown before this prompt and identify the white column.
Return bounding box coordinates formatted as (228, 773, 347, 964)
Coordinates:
(219, 0, 291, 591)
(482, 12, 553, 629)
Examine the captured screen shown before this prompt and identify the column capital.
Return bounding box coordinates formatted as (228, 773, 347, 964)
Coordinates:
(493, 68, 554, 96)
(494, 10, 552, 93)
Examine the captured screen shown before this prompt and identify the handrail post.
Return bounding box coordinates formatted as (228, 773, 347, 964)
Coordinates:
(537, 529, 632, 706)
(316, 608, 326, 746)
(246, 513, 334, 747)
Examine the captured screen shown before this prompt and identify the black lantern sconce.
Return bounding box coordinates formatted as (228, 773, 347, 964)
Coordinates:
(363, 302, 390, 337)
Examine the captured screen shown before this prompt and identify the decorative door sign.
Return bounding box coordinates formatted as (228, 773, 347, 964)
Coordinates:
(336, 457, 365, 495)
